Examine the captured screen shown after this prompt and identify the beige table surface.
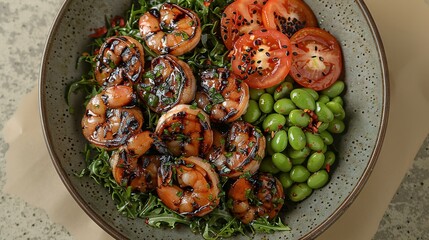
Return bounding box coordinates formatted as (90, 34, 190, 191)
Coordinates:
(0, 0, 428, 239)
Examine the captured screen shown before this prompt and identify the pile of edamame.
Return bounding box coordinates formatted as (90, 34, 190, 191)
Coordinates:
(243, 78, 346, 202)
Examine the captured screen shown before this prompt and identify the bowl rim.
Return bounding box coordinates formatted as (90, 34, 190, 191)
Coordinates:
(38, 0, 390, 239)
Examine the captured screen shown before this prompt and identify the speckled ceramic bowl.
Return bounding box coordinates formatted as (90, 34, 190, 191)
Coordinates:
(39, 0, 389, 239)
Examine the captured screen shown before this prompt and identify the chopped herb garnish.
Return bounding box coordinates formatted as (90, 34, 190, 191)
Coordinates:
(176, 190, 184, 197)
(176, 133, 189, 142)
(171, 122, 181, 131)
(197, 112, 206, 121)
(190, 102, 198, 109)
(208, 87, 224, 105)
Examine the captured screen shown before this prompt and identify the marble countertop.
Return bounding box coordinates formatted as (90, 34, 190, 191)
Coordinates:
(0, 0, 428, 239)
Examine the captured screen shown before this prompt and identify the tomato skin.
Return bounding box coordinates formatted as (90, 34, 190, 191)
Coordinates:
(231, 29, 292, 89)
(220, 0, 267, 50)
(290, 27, 343, 91)
(262, 0, 318, 38)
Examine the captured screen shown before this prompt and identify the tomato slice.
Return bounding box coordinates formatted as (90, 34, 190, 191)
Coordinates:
(220, 0, 267, 50)
(262, 0, 318, 38)
(231, 29, 292, 89)
(290, 27, 343, 91)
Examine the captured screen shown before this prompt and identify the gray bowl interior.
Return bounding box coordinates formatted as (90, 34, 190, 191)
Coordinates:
(39, 0, 389, 239)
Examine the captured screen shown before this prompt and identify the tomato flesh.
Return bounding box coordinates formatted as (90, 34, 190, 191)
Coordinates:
(290, 27, 343, 91)
(262, 0, 318, 38)
(221, 0, 267, 50)
(231, 29, 292, 89)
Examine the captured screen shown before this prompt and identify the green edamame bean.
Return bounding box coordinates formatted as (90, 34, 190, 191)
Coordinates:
(307, 152, 325, 172)
(331, 96, 344, 106)
(253, 113, 267, 126)
(243, 100, 261, 123)
(271, 130, 288, 153)
(278, 172, 294, 189)
(318, 95, 330, 104)
(266, 84, 280, 94)
(272, 152, 292, 172)
(307, 170, 329, 189)
(259, 93, 274, 113)
(321, 81, 345, 98)
(305, 132, 325, 151)
(273, 81, 294, 100)
(326, 101, 345, 120)
(288, 126, 306, 150)
(302, 88, 319, 100)
(318, 122, 330, 132)
(321, 143, 328, 153)
(324, 151, 336, 169)
(259, 157, 280, 174)
(288, 183, 313, 202)
(289, 109, 311, 127)
(286, 116, 293, 127)
(274, 98, 296, 115)
(249, 88, 265, 100)
(319, 131, 334, 145)
(291, 157, 306, 165)
(290, 165, 310, 183)
(290, 89, 316, 111)
(287, 146, 311, 159)
(262, 113, 286, 132)
(265, 134, 276, 156)
(327, 119, 345, 134)
(315, 102, 334, 123)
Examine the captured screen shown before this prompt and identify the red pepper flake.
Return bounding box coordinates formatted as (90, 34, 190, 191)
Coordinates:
(110, 15, 125, 28)
(326, 163, 331, 173)
(304, 109, 320, 133)
(203, 1, 211, 7)
(89, 26, 107, 38)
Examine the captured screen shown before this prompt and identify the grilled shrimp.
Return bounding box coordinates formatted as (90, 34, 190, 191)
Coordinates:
(137, 54, 196, 113)
(139, 3, 202, 56)
(95, 36, 145, 87)
(81, 85, 143, 149)
(228, 173, 284, 224)
(207, 121, 265, 178)
(155, 104, 213, 157)
(195, 68, 249, 123)
(110, 131, 161, 192)
(157, 156, 220, 217)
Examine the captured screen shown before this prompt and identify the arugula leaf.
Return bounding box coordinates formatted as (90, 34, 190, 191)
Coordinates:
(250, 217, 291, 233)
(201, 209, 245, 240)
(146, 214, 191, 228)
